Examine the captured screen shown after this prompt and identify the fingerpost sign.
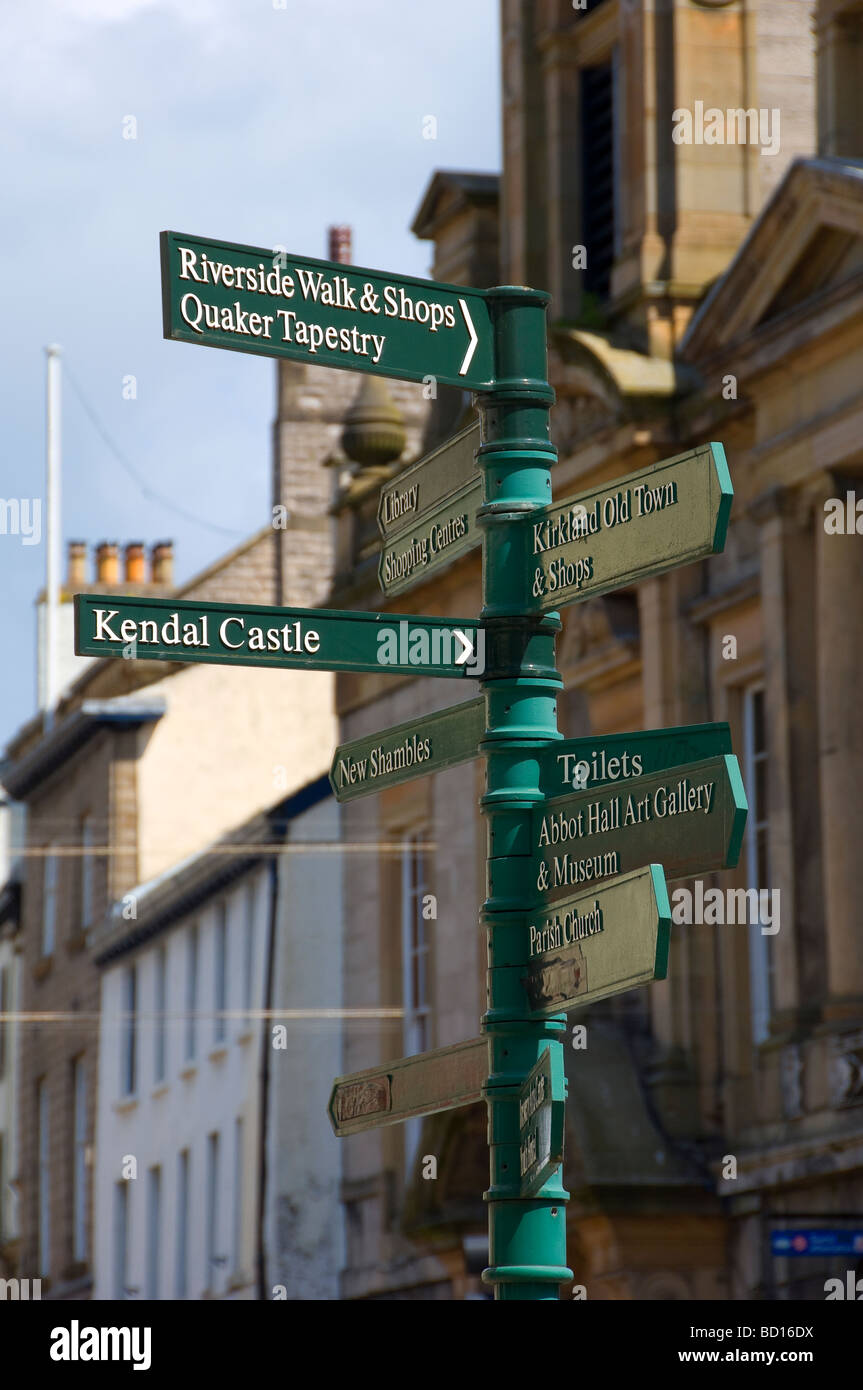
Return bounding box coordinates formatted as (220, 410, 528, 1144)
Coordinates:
(71, 231, 749, 1301)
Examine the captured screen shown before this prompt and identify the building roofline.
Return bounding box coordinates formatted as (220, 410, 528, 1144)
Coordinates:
(682, 155, 863, 360)
(411, 168, 500, 240)
(173, 524, 272, 599)
(0, 697, 167, 801)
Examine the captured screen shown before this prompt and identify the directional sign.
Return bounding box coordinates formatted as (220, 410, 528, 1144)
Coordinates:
(329, 717, 733, 804)
(531, 754, 747, 904)
(328, 1036, 487, 1137)
(161, 232, 495, 391)
(770, 1230, 863, 1258)
(543, 721, 732, 795)
(379, 477, 482, 596)
(518, 1047, 566, 1197)
(527, 442, 732, 613)
(330, 698, 485, 803)
(522, 865, 671, 1015)
(74, 593, 484, 679)
(378, 421, 480, 540)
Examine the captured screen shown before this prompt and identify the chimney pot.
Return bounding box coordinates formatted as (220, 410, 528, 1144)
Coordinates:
(328, 226, 352, 265)
(124, 541, 146, 583)
(95, 542, 119, 584)
(67, 540, 87, 588)
(151, 541, 174, 586)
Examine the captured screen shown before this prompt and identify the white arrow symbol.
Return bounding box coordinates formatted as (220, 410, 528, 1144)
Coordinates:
(454, 629, 475, 665)
(458, 298, 478, 377)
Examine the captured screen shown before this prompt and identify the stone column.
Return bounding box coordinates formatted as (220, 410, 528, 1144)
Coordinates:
(817, 1, 863, 159)
(816, 471, 863, 1015)
(541, 30, 581, 321)
(751, 485, 825, 1027)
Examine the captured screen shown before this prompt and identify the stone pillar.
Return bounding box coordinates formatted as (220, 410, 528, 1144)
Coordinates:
(542, 31, 582, 321)
(816, 472, 863, 1014)
(751, 486, 825, 1027)
(817, 1, 863, 158)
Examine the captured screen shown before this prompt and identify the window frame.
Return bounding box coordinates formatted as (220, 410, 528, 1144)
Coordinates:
(146, 1165, 161, 1300)
(185, 923, 199, 1063)
(206, 1130, 220, 1289)
(154, 944, 167, 1084)
(175, 1148, 190, 1299)
(80, 813, 94, 930)
(121, 964, 138, 1098)
(42, 844, 57, 957)
(114, 1180, 129, 1299)
(214, 902, 227, 1045)
(71, 1056, 87, 1264)
(37, 1079, 50, 1276)
(243, 879, 256, 1026)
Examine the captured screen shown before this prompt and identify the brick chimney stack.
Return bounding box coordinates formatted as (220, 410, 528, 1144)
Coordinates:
(151, 541, 173, 586)
(95, 542, 119, 583)
(328, 226, 352, 265)
(124, 542, 146, 583)
(67, 541, 86, 587)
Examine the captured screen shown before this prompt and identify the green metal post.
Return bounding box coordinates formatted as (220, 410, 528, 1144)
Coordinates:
(476, 287, 573, 1299)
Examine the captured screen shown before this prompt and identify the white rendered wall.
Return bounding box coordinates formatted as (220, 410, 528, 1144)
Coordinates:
(265, 794, 344, 1300)
(93, 864, 269, 1300)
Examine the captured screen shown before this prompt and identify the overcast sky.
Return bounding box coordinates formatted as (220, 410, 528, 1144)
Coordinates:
(0, 0, 500, 745)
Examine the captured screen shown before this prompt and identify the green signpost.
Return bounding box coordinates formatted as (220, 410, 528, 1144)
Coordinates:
(521, 865, 672, 1015)
(72, 232, 751, 1300)
(331, 715, 732, 804)
(74, 593, 484, 679)
(506, 442, 732, 617)
(377, 421, 483, 596)
(328, 1036, 487, 1137)
(543, 721, 731, 794)
(378, 478, 482, 596)
(531, 754, 747, 904)
(518, 1046, 566, 1197)
(378, 420, 480, 538)
(161, 232, 495, 390)
(329, 698, 485, 802)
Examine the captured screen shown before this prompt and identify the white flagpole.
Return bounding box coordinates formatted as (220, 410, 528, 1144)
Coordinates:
(44, 344, 62, 728)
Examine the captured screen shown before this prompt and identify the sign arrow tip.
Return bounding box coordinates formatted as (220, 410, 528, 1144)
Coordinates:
(458, 298, 478, 377)
(454, 629, 474, 665)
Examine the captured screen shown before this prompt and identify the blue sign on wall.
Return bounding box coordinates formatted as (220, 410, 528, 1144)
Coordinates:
(771, 1230, 863, 1258)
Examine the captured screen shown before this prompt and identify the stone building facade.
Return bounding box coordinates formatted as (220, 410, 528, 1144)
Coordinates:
(327, 0, 863, 1300)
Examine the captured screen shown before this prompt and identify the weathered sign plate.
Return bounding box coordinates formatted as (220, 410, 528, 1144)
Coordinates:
(377, 421, 480, 540)
(527, 443, 732, 613)
(328, 1036, 487, 1137)
(543, 722, 732, 794)
(530, 754, 747, 904)
(378, 477, 482, 596)
(522, 865, 671, 1015)
(518, 1046, 566, 1197)
(330, 698, 485, 802)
